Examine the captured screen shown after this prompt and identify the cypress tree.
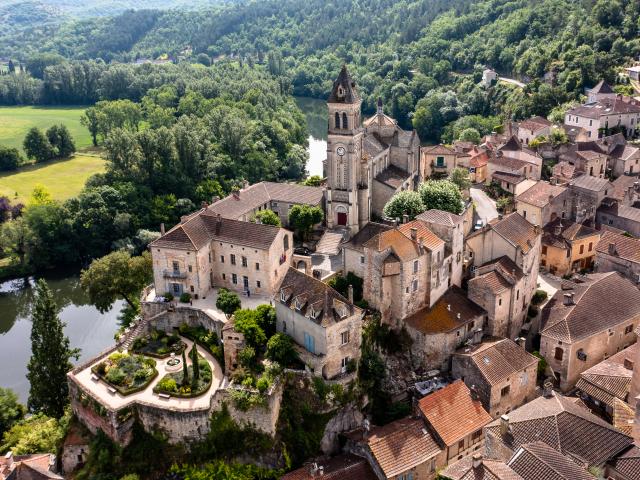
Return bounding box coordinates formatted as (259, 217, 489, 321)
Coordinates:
(191, 343, 199, 387)
(181, 349, 189, 386)
(27, 279, 79, 418)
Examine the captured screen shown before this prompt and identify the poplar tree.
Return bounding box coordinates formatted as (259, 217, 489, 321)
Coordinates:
(27, 279, 80, 418)
(190, 343, 199, 387)
(181, 349, 189, 386)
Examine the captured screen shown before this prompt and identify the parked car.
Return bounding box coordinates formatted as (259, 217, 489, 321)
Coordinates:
(474, 219, 484, 231)
(294, 246, 311, 256)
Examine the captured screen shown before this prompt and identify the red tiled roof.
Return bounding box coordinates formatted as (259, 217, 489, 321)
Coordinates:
(442, 455, 523, 480)
(596, 230, 640, 264)
(516, 181, 567, 208)
(418, 380, 492, 446)
(508, 441, 595, 480)
(281, 454, 376, 480)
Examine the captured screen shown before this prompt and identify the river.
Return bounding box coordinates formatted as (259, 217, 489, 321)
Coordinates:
(0, 97, 327, 403)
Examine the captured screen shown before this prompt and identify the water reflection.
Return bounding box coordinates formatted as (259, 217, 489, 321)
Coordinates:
(0, 272, 122, 402)
(296, 97, 327, 178)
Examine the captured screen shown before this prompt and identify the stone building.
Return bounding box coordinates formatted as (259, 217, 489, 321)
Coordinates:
(465, 213, 541, 338)
(440, 454, 521, 480)
(567, 174, 613, 223)
(206, 181, 324, 228)
(455, 147, 489, 184)
(515, 180, 569, 227)
(467, 256, 530, 339)
(565, 90, 640, 140)
(539, 272, 640, 392)
(0, 452, 62, 480)
(280, 453, 376, 480)
(484, 388, 633, 472)
(325, 66, 420, 233)
(274, 267, 364, 380)
(596, 230, 640, 284)
(540, 218, 600, 276)
(495, 136, 542, 180)
(362, 220, 449, 328)
(516, 116, 552, 146)
(597, 200, 640, 238)
(344, 417, 444, 480)
(451, 337, 538, 418)
(421, 144, 459, 178)
(150, 212, 293, 298)
(342, 222, 392, 279)
(221, 320, 245, 375)
(610, 175, 640, 207)
(404, 286, 487, 371)
(418, 380, 492, 464)
(507, 441, 597, 480)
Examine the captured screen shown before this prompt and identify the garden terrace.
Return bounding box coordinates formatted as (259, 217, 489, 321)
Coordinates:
(154, 351, 213, 398)
(91, 352, 158, 396)
(131, 329, 186, 358)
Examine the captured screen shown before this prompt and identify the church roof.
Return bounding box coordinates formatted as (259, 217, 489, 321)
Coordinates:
(589, 80, 614, 95)
(328, 65, 360, 104)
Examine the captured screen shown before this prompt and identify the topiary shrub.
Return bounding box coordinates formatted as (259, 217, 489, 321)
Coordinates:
(163, 292, 174, 301)
(106, 367, 126, 385)
(179, 292, 192, 303)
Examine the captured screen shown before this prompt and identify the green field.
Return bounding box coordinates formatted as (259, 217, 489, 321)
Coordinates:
(0, 105, 91, 152)
(0, 154, 106, 202)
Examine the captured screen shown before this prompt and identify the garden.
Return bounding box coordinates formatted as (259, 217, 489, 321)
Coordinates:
(92, 352, 158, 396)
(178, 324, 224, 367)
(131, 329, 186, 358)
(153, 343, 213, 398)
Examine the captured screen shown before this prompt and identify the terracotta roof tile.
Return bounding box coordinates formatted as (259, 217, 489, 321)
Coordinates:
(612, 398, 635, 436)
(375, 164, 409, 189)
(518, 116, 552, 133)
(516, 181, 567, 208)
(416, 209, 463, 227)
(489, 212, 539, 254)
(611, 175, 640, 201)
(366, 417, 442, 478)
(609, 445, 640, 479)
(281, 454, 376, 480)
(422, 144, 456, 155)
(508, 441, 595, 480)
(398, 220, 445, 251)
(596, 230, 640, 263)
(418, 380, 492, 446)
(363, 229, 419, 262)
(442, 455, 523, 480)
(343, 222, 392, 252)
(569, 175, 612, 192)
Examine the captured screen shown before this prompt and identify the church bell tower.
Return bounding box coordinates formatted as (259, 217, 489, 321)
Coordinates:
(326, 65, 366, 233)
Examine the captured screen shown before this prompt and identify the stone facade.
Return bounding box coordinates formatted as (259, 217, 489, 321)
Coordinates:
(596, 231, 640, 284)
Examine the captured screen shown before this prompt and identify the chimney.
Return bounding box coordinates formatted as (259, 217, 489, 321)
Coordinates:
(347, 284, 354, 304)
(533, 224, 540, 235)
(232, 188, 240, 199)
(563, 292, 574, 306)
(456, 312, 461, 320)
(550, 177, 557, 185)
(624, 358, 634, 371)
(472, 328, 483, 345)
(160, 223, 165, 236)
(211, 195, 219, 204)
(634, 181, 639, 191)
(543, 381, 553, 398)
(242, 179, 249, 189)
(217, 213, 222, 225)
(410, 227, 418, 240)
(201, 201, 209, 209)
(515, 337, 526, 348)
(447, 304, 451, 311)
(377, 97, 383, 114)
(403, 214, 409, 224)
(470, 384, 479, 401)
(608, 242, 617, 256)
(4, 451, 13, 468)
(418, 237, 424, 251)
(554, 222, 562, 236)
(472, 453, 483, 469)
(500, 415, 510, 437)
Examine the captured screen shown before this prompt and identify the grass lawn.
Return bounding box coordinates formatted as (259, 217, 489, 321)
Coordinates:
(0, 105, 91, 153)
(0, 153, 106, 202)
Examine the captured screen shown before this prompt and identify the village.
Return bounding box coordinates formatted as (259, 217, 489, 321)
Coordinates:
(5, 65, 636, 480)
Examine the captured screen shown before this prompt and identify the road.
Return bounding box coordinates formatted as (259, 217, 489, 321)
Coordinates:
(499, 77, 527, 88)
(470, 187, 499, 225)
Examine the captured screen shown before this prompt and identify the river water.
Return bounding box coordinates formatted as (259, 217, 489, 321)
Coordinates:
(0, 97, 327, 403)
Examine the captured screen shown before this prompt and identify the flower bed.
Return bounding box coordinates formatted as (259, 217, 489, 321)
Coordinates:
(178, 324, 224, 367)
(131, 329, 186, 358)
(92, 352, 158, 396)
(153, 353, 213, 398)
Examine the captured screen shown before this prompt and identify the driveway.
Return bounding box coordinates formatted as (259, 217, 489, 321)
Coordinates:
(470, 187, 499, 225)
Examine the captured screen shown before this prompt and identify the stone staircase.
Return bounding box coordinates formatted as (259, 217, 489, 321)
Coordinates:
(119, 313, 156, 350)
(315, 229, 347, 256)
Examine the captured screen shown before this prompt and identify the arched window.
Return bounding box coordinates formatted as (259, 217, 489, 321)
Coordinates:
(335, 112, 340, 129)
(342, 112, 348, 130)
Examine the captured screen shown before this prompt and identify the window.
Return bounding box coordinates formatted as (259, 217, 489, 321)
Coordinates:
(588, 242, 593, 252)
(360, 255, 365, 264)
(342, 112, 348, 130)
(284, 235, 289, 250)
(208, 253, 211, 263)
(472, 429, 482, 443)
(625, 324, 633, 335)
(341, 356, 350, 371)
(516, 290, 519, 300)
(499, 298, 502, 306)
(283, 321, 287, 332)
(341, 331, 350, 345)
(243, 276, 249, 289)
(241, 256, 247, 267)
(542, 246, 547, 255)
(255, 262, 260, 271)
(230, 254, 236, 265)
(412, 279, 418, 292)
(436, 156, 445, 167)
(222, 273, 226, 280)
(501, 385, 510, 397)
(523, 210, 527, 218)
(458, 440, 465, 451)
(220, 255, 225, 263)
(190, 285, 194, 292)
(579, 244, 584, 254)
(413, 260, 418, 273)
(554, 347, 564, 361)
(188, 265, 192, 272)
(280, 290, 287, 302)
(232, 273, 237, 284)
(172, 261, 180, 273)
(256, 280, 261, 288)
(335, 112, 340, 129)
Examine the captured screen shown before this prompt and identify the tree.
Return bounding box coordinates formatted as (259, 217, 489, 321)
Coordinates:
(0, 413, 68, 455)
(28, 184, 53, 207)
(215, 288, 241, 318)
(253, 209, 281, 226)
(458, 127, 481, 144)
(7, 60, 15, 73)
(288, 204, 323, 240)
(0, 388, 26, 439)
(23, 127, 54, 163)
(81, 107, 100, 147)
(266, 333, 298, 366)
(449, 167, 471, 191)
(190, 343, 200, 387)
(80, 250, 152, 313)
(233, 309, 267, 349)
(254, 304, 276, 339)
(0, 217, 31, 265)
(303, 175, 323, 186)
(46, 125, 76, 158)
(181, 349, 189, 386)
(27, 279, 80, 417)
(0, 146, 23, 171)
(418, 180, 463, 214)
(382, 190, 425, 221)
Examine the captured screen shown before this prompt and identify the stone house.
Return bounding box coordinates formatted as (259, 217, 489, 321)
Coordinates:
(342, 222, 392, 279)
(596, 230, 640, 284)
(565, 92, 640, 139)
(221, 320, 245, 375)
(0, 452, 62, 480)
(345, 417, 444, 480)
(567, 174, 613, 223)
(597, 200, 640, 237)
(539, 272, 640, 392)
(150, 213, 293, 298)
(404, 286, 487, 371)
(281, 453, 376, 480)
(274, 267, 364, 380)
(516, 180, 569, 227)
(362, 220, 450, 328)
(586, 80, 618, 104)
(451, 337, 538, 418)
(415, 209, 465, 288)
(540, 219, 601, 276)
(497, 137, 543, 180)
(516, 116, 552, 146)
(487, 155, 528, 187)
(492, 172, 536, 196)
(552, 162, 578, 185)
(421, 144, 459, 178)
(574, 150, 608, 178)
(482, 69, 498, 87)
(576, 343, 638, 421)
(610, 175, 640, 207)
(440, 454, 521, 480)
(467, 256, 530, 339)
(507, 441, 597, 480)
(418, 380, 492, 464)
(206, 181, 325, 228)
(609, 143, 640, 177)
(459, 147, 489, 184)
(484, 388, 633, 472)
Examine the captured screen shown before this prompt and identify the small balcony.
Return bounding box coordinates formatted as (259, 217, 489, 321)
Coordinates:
(162, 269, 187, 279)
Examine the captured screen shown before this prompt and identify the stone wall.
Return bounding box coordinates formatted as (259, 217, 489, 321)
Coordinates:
(141, 303, 225, 338)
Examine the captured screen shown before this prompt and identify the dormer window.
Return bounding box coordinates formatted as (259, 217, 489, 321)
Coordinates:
(310, 307, 320, 319)
(280, 290, 287, 303)
(337, 86, 344, 97)
(295, 299, 303, 311)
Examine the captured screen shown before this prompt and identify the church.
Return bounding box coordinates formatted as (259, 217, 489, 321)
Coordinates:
(325, 66, 421, 234)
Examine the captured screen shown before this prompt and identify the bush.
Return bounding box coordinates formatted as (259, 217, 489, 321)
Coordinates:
(179, 292, 191, 303)
(238, 346, 256, 369)
(532, 290, 548, 305)
(162, 292, 174, 301)
(256, 377, 270, 394)
(106, 367, 126, 385)
(527, 305, 539, 318)
(156, 377, 177, 393)
(266, 333, 298, 366)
